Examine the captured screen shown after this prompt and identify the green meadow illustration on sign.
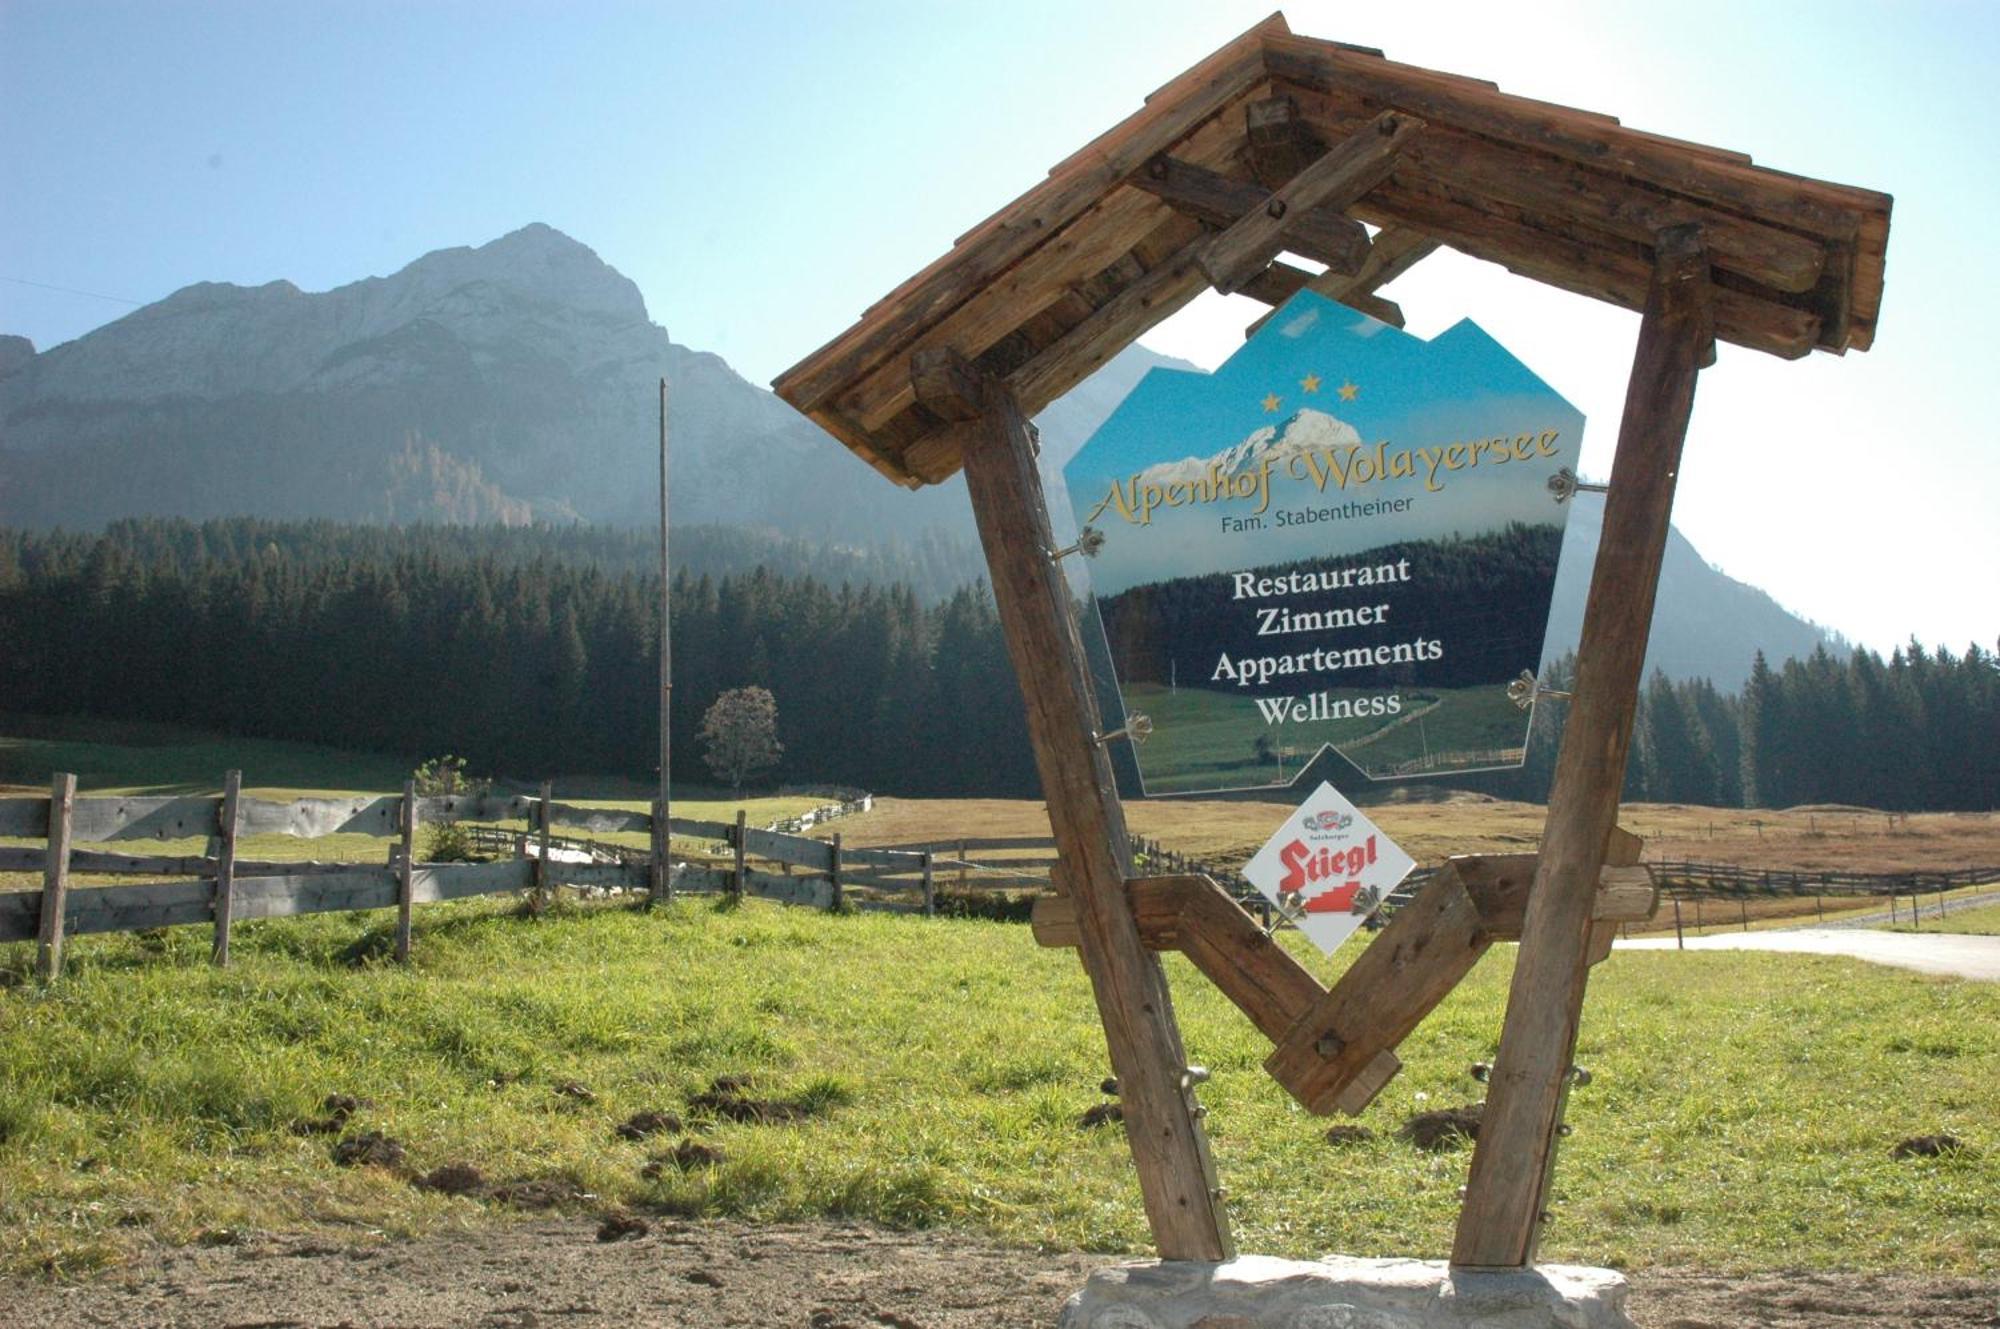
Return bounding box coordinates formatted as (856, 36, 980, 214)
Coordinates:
(1062, 291, 1586, 796)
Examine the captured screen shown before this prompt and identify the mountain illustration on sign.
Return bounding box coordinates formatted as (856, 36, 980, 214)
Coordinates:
(1061, 290, 1587, 798)
(1125, 408, 1363, 491)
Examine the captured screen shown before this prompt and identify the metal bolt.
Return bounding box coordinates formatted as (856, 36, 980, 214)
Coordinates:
(1100, 1077, 1119, 1097)
(1050, 525, 1107, 562)
(1314, 1033, 1345, 1059)
(1568, 1066, 1593, 1087)
(1557, 1123, 1573, 1137)
(1181, 1065, 1211, 1089)
(1469, 1061, 1492, 1083)
(1211, 1186, 1229, 1201)
(1538, 1210, 1553, 1225)
(1095, 714, 1154, 747)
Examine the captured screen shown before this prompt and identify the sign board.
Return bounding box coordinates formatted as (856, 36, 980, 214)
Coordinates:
(1241, 781, 1415, 956)
(1061, 292, 1585, 796)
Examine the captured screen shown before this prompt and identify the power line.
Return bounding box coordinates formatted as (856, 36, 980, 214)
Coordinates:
(0, 275, 144, 306)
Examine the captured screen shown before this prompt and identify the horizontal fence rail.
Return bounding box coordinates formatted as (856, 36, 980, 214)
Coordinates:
(9, 776, 1994, 980)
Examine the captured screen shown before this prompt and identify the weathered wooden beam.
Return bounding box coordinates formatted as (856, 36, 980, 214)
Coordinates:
(772, 15, 1283, 413)
(909, 346, 988, 421)
(843, 188, 1173, 430)
(960, 383, 1231, 1260)
(1238, 261, 1406, 328)
(1132, 156, 1372, 277)
(1453, 226, 1711, 1271)
(36, 773, 76, 983)
(1354, 178, 1816, 358)
(1245, 227, 1438, 336)
(1031, 875, 1323, 1045)
(1262, 37, 1877, 242)
(1200, 110, 1424, 293)
(211, 770, 242, 967)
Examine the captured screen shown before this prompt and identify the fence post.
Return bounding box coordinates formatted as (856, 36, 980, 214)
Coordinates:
(1739, 896, 1749, 932)
(212, 770, 243, 967)
(396, 778, 418, 963)
(1694, 896, 1703, 933)
(1909, 892, 1920, 930)
(733, 809, 747, 898)
(535, 780, 552, 911)
(650, 798, 669, 905)
(829, 831, 844, 913)
(922, 849, 936, 919)
(36, 772, 77, 984)
(958, 839, 968, 892)
(1671, 896, 1684, 949)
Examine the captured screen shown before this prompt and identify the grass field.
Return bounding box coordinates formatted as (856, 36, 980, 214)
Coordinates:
(1888, 901, 2000, 937)
(1, 895, 1994, 1280)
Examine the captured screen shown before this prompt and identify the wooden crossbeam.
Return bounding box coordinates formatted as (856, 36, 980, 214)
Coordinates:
(1239, 261, 1406, 328)
(1032, 851, 1658, 1120)
(1199, 110, 1424, 293)
(1245, 227, 1438, 337)
(1132, 156, 1371, 278)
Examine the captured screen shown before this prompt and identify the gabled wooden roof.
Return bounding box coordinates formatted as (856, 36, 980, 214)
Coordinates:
(773, 12, 1891, 490)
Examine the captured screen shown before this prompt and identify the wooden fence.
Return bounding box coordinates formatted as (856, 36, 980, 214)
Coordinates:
(0, 774, 933, 981)
(11, 773, 1994, 981)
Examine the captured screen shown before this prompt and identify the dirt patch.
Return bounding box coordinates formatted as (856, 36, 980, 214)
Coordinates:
(413, 1162, 487, 1196)
(1078, 1103, 1123, 1129)
(688, 1074, 830, 1125)
(613, 1109, 684, 1140)
(1892, 1133, 1966, 1159)
(486, 1174, 595, 1211)
(641, 1140, 725, 1178)
(328, 1130, 405, 1169)
(3, 1220, 1994, 1328)
(289, 1092, 374, 1136)
(1399, 1103, 1482, 1151)
(1324, 1124, 1375, 1147)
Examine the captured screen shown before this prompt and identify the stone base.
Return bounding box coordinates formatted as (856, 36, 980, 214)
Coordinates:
(1058, 1255, 1636, 1329)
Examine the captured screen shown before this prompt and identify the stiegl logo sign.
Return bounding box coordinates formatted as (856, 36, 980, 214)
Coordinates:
(1241, 781, 1415, 957)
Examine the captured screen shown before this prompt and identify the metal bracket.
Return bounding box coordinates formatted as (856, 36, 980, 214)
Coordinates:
(1547, 466, 1609, 504)
(1506, 670, 1573, 711)
(1094, 714, 1154, 746)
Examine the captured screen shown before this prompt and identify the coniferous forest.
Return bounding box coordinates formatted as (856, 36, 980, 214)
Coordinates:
(1, 519, 1993, 809)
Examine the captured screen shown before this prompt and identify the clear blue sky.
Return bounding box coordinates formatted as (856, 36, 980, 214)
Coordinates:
(3, 0, 1995, 655)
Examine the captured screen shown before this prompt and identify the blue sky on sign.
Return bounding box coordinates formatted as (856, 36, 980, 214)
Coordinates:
(1063, 291, 1585, 597)
(2, 0, 1995, 655)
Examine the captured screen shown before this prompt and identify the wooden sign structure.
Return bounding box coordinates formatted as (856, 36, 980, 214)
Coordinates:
(775, 13, 1889, 1269)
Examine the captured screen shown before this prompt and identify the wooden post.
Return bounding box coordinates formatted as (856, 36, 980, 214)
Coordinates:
(829, 832, 844, 913)
(658, 377, 675, 900)
(1739, 897, 1749, 931)
(733, 808, 748, 897)
(36, 772, 76, 983)
(955, 379, 1232, 1261)
(535, 780, 552, 910)
(922, 849, 936, 918)
(1452, 226, 1710, 1270)
(395, 778, 417, 963)
(957, 839, 968, 891)
(212, 770, 242, 967)
(1672, 896, 1684, 949)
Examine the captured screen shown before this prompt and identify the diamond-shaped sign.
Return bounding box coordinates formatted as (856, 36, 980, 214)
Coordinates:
(1242, 781, 1415, 956)
(1061, 291, 1585, 796)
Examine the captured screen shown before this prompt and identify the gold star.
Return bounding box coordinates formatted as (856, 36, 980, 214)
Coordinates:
(1337, 381, 1360, 402)
(1261, 392, 1283, 413)
(1300, 373, 1321, 394)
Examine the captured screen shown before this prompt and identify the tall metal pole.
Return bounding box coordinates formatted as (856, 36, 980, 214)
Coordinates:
(657, 376, 674, 901)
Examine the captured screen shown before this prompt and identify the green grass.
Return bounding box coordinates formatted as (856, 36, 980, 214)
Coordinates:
(0, 713, 415, 797)
(1886, 900, 2000, 936)
(2, 900, 1994, 1278)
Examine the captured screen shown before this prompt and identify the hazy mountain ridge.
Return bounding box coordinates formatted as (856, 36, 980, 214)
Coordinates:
(0, 223, 1839, 685)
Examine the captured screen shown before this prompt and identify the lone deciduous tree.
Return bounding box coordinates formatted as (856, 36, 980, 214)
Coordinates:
(698, 686, 783, 791)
